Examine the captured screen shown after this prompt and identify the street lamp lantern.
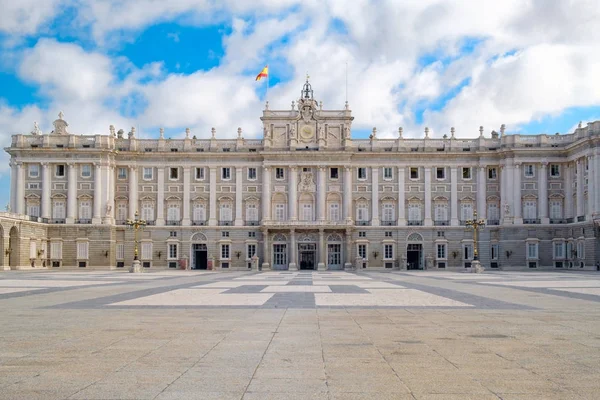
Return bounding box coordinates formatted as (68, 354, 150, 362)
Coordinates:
(125, 211, 146, 264)
(465, 211, 485, 262)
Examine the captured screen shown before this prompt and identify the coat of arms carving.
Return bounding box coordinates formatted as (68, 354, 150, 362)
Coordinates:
(298, 171, 316, 192)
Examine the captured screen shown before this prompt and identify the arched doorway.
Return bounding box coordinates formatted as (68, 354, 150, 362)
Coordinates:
(9, 226, 19, 269)
(406, 232, 423, 270)
(326, 233, 343, 270)
(272, 233, 288, 270)
(190, 232, 208, 270)
(0, 225, 4, 269)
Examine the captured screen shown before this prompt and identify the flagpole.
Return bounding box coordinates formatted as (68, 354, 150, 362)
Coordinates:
(266, 64, 269, 102)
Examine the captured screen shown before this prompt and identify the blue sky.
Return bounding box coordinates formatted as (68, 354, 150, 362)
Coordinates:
(1, 0, 600, 209)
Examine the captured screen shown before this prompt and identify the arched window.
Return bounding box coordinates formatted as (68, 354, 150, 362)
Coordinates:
(142, 201, 155, 222)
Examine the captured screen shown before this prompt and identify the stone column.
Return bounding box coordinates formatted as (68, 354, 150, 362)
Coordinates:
(261, 228, 270, 270)
(477, 166, 486, 220)
(262, 167, 271, 222)
(371, 167, 380, 226)
(450, 167, 458, 226)
(539, 162, 549, 223)
(576, 159, 584, 218)
(10, 160, 17, 213)
(209, 167, 217, 226)
(595, 152, 600, 215)
(41, 162, 51, 219)
(500, 165, 506, 222)
(108, 166, 115, 221)
(182, 166, 191, 226)
(235, 166, 243, 226)
(587, 155, 594, 219)
(289, 229, 297, 270)
(344, 228, 353, 270)
(424, 167, 432, 226)
(397, 166, 405, 226)
(156, 167, 165, 225)
(15, 162, 25, 215)
(513, 163, 522, 224)
(344, 166, 352, 222)
(128, 166, 137, 220)
(289, 166, 298, 221)
(67, 163, 77, 223)
(565, 163, 573, 219)
(318, 166, 326, 221)
(318, 229, 326, 270)
(93, 163, 102, 224)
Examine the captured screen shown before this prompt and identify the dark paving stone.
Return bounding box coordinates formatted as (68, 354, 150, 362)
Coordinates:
(328, 285, 369, 293)
(223, 286, 268, 294)
(263, 292, 316, 308)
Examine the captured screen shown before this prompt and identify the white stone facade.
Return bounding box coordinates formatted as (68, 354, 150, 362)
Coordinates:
(3, 81, 600, 271)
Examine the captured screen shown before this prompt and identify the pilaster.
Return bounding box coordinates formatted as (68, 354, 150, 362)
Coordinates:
(92, 163, 102, 224)
(371, 167, 380, 226)
(450, 167, 458, 226)
(344, 166, 352, 222)
(424, 166, 432, 226)
(289, 166, 298, 221)
(156, 167, 165, 226)
(289, 229, 297, 270)
(586, 155, 594, 220)
(66, 162, 77, 223)
(209, 167, 217, 226)
(576, 158, 584, 218)
(318, 166, 326, 221)
(235, 166, 243, 226)
(41, 162, 51, 219)
(128, 166, 138, 221)
(182, 166, 191, 226)
(539, 162, 549, 224)
(262, 166, 271, 223)
(513, 163, 522, 224)
(318, 229, 326, 270)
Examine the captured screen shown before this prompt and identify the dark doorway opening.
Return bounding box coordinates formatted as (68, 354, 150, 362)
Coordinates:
(193, 244, 208, 270)
(299, 243, 316, 270)
(407, 243, 422, 270)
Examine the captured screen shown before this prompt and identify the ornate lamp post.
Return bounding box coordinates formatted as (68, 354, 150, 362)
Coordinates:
(125, 210, 146, 272)
(465, 210, 485, 272)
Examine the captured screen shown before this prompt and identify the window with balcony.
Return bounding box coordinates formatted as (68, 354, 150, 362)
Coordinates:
(460, 202, 473, 221)
(356, 205, 368, 222)
(523, 200, 537, 221)
(193, 203, 206, 223)
(167, 204, 180, 223)
(382, 203, 395, 224)
(78, 200, 91, 221)
(220, 203, 232, 222)
(52, 200, 65, 220)
(550, 200, 563, 220)
(408, 203, 421, 224)
(275, 204, 286, 221)
(141, 202, 154, 222)
(246, 203, 258, 222)
(329, 203, 340, 221)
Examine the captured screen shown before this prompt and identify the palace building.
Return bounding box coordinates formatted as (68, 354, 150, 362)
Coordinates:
(1, 80, 599, 271)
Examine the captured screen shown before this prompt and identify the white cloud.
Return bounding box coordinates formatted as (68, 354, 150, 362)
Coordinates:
(0, 0, 62, 36)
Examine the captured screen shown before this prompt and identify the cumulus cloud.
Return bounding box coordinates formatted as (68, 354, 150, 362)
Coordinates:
(0, 0, 63, 36)
(2, 0, 600, 144)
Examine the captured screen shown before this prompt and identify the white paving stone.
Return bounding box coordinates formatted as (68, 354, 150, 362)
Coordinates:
(312, 281, 403, 288)
(552, 287, 600, 296)
(0, 287, 44, 295)
(482, 280, 600, 288)
(0, 280, 119, 288)
(111, 289, 273, 306)
(193, 281, 290, 288)
(315, 289, 472, 307)
(261, 285, 332, 293)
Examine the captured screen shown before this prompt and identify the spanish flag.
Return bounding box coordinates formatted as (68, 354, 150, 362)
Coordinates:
(255, 65, 268, 81)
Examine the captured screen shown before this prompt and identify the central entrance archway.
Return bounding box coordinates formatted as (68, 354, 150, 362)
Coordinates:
(298, 243, 316, 270)
(9, 226, 19, 269)
(406, 232, 423, 270)
(190, 232, 208, 270)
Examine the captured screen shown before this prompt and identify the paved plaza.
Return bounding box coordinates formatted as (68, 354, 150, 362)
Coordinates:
(1, 270, 600, 399)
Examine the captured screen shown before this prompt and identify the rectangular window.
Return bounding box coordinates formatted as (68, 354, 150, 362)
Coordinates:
(246, 204, 258, 221)
(193, 204, 205, 222)
(523, 200, 537, 220)
(356, 206, 368, 222)
(79, 201, 91, 220)
(463, 244, 473, 260)
(488, 167, 497, 180)
(491, 244, 499, 260)
(169, 167, 178, 180)
(524, 164, 534, 177)
(358, 244, 367, 259)
(29, 164, 39, 178)
(410, 167, 419, 179)
(247, 167, 257, 180)
(358, 231, 366, 238)
(436, 167, 445, 180)
(247, 244, 257, 259)
(384, 244, 394, 260)
(195, 167, 205, 180)
(550, 164, 560, 177)
(141, 242, 152, 260)
(527, 242, 538, 259)
(302, 204, 312, 221)
(276, 204, 286, 221)
(382, 203, 394, 222)
(436, 244, 446, 259)
(81, 164, 91, 178)
(357, 167, 367, 180)
(248, 232, 256, 238)
(462, 167, 471, 180)
(222, 231, 230, 237)
(384, 231, 392, 237)
(77, 242, 89, 259)
(143, 167, 153, 180)
(116, 243, 124, 260)
(221, 244, 230, 259)
(55, 164, 65, 177)
(550, 200, 562, 219)
(220, 204, 232, 221)
(383, 167, 393, 180)
(51, 242, 62, 259)
(222, 167, 231, 180)
(460, 203, 473, 221)
(169, 231, 177, 237)
(330, 167, 339, 179)
(117, 167, 127, 179)
(27, 204, 40, 217)
(168, 244, 178, 260)
(329, 203, 340, 221)
(437, 231, 445, 237)
(577, 242, 585, 259)
(554, 242, 564, 259)
(275, 167, 285, 180)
